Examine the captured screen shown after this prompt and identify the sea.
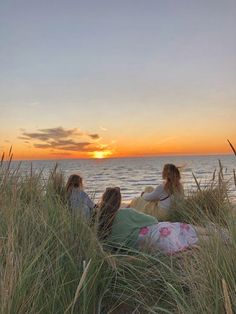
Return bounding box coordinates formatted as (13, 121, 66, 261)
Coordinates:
(7, 154, 236, 202)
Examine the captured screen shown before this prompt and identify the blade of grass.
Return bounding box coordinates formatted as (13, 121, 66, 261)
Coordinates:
(192, 172, 201, 191)
(0, 152, 5, 167)
(8, 145, 12, 157)
(65, 259, 92, 313)
(233, 169, 236, 188)
(227, 139, 236, 156)
(222, 278, 233, 314)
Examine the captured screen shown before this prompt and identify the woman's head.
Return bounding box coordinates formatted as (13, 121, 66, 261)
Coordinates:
(66, 174, 83, 198)
(100, 187, 121, 210)
(66, 174, 83, 194)
(98, 187, 121, 240)
(162, 164, 182, 194)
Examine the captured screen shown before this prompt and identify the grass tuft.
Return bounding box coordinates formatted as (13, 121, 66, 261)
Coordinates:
(0, 153, 235, 313)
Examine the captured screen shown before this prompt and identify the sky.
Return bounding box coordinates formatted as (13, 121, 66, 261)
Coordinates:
(0, 0, 236, 159)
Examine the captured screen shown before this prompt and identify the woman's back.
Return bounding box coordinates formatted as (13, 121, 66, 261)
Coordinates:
(107, 208, 157, 249)
(69, 187, 94, 220)
(139, 164, 184, 219)
(142, 184, 171, 209)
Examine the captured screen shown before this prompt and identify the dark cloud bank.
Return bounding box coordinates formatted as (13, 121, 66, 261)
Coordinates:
(19, 127, 102, 152)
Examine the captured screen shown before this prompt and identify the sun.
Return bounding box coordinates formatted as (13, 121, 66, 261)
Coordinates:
(93, 151, 105, 159)
(92, 150, 112, 159)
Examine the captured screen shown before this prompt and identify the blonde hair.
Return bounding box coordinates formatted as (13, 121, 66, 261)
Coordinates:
(162, 164, 183, 195)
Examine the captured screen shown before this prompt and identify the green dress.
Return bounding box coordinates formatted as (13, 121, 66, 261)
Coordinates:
(107, 208, 158, 249)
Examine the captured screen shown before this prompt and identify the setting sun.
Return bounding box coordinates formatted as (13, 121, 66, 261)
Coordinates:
(93, 151, 105, 159)
(92, 150, 112, 159)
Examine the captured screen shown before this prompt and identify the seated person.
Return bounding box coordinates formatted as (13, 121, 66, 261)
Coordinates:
(97, 187, 201, 255)
(130, 164, 184, 220)
(66, 174, 95, 220)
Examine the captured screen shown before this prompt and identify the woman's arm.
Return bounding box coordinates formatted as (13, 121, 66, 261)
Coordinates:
(85, 193, 95, 209)
(81, 191, 95, 209)
(142, 185, 164, 201)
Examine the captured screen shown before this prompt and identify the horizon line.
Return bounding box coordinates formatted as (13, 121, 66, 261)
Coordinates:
(7, 152, 233, 162)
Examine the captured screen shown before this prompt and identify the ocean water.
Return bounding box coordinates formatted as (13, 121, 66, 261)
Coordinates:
(7, 155, 236, 202)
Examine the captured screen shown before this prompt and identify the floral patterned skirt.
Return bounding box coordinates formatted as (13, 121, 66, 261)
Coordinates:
(138, 222, 198, 255)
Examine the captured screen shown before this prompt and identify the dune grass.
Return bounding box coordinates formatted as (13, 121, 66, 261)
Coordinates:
(170, 164, 233, 227)
(0, 156, 236, 313)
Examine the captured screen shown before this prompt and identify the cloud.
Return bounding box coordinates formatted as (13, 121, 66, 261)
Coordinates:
(34, 141, 92, 151)
(19, 126, 106, 153)
(99, 144, 108, 149)
(89, 134, 100, 140)
(20, 127, 81, 141)
(52, 152, 73, 156)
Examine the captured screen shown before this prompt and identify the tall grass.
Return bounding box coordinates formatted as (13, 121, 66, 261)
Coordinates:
(0, 156, 235, 313)
(167, 158, 234, 228)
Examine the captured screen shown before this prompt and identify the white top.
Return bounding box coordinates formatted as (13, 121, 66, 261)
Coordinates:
(142, 184, 171, 209)
(69, 188, 94, 220)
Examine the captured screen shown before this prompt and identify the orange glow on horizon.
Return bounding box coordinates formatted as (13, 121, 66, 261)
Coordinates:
(1, 136, 235, 160)
(8, 146, 233, 161)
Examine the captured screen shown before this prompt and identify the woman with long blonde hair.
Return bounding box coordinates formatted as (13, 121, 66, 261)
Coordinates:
(130, 164, 184, 220)
(162, 164, 183, 195)
(142, 164, 184, 217)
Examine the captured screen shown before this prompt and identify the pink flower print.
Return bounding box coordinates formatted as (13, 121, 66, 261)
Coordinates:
(159, 227, 171, 237)
(139, 226, 149, 236)
(180, 223, 190, 231)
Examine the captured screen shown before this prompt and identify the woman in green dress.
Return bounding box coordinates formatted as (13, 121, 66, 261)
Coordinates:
(97, 187, 199, 255)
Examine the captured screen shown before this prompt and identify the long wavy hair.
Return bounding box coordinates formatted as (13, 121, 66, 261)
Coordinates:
(162, 164, 183, 195)
(65, 174, 83, 199)
(98, 187, 121, 240)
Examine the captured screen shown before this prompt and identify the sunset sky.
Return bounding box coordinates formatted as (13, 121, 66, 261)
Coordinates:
(1, 0, 236, 159)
